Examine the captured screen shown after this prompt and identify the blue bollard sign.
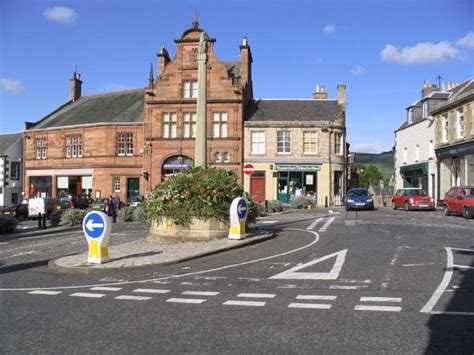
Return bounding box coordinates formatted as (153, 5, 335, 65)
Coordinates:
(82, 211, 111, 263)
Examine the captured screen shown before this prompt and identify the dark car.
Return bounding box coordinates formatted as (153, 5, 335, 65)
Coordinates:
(1, 203, 29, 220)
(89, 198, 108, 211)
(443, 186, 474, 219)
(57, 195, 90, 209)
(127, 195, 143, 208)
(345, 188, 374, 211)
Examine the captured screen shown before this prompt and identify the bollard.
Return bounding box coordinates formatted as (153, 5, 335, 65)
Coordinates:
(38, 213, 42, 229)
(325, 196, 328, 208)
(264, 200, 268, 213)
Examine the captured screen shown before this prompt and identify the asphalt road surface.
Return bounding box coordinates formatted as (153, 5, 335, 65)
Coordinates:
(1, 208, 473, 354)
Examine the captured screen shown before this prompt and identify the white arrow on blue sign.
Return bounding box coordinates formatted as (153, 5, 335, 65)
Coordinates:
(83, 211, 108, 239)
(237, 199, 248, 220)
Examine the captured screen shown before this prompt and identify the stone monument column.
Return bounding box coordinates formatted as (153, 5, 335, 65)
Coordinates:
(195, 32, 209, 167)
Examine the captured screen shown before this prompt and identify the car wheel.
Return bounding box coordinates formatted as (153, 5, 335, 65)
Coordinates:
(463, 207, 473, 219)
(391, 201, 397, 210)
(404, 201, 410, 211)
(443, 205, 450, 216)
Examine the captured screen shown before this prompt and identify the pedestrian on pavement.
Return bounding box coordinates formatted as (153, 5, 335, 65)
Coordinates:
(107, 195, 116, 223)
(114, 192, 121, 210)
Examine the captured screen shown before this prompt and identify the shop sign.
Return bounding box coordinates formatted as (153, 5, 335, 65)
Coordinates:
(276, 165, 321, 172)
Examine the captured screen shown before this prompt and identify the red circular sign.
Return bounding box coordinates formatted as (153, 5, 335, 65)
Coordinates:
(243, 163, 255, 176)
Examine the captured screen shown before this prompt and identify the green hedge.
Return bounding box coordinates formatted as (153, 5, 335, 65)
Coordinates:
(0, 216, 18, 234)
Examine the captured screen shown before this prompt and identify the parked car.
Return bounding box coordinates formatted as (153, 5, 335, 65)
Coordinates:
(443, 186, 474, 219)
(89, 198, 108, 211)
(1, 203, 29, 220)
(345, 188, 374, 211)
(391, 188, 435, 211)
(127, 195, 143, 208)
(28, 197, 63, 219)
(57, 195, 90, 209)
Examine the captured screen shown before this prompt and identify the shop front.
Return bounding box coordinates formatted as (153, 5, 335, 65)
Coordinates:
(161, 155, 194, 180)
(437, 142, 474, 194)
(275, 164, 320, 204)
(400, 162, 429, 192)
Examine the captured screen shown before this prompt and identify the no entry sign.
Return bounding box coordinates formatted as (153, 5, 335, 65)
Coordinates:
(243, 163, 255, 176)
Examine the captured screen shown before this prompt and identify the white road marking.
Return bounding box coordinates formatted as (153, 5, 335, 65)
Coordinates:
(224, 300, 266, 307)
(420, 247, 454, 314)
(296, 295, 337, 301)
(0, 242, 8, 245)
(319, 217, 335, 232)
(270, 249, 347, 280)
(238, 293, 275, 298)
(180, 282, 193, 285)
(360, 297, 402, 303)
(115, 295, 152, 301)
(0, 228, 319, 292)
(329, 285, 368, 290)
(453, 264, 474, 270)
(90, 287, 122, 292)
(260, 220, 278, 224)
(133, 289, 171, 294)
(6, 251, 35, 258)
(238, 277, 261, 282)
(307, 218, 324, 230)
(338, 279, 372, 284)
(354, 305, 401, 312)
(345, 220, 356, 226)
(403, 263, 435, 267)
(182, 291, 220, 296)
(28, 290, 62, 295)
(289, 303, 332, 309)
(166, 298, 206, 304)
(69, 292, 106, 298)
(430, 311, 474, 316)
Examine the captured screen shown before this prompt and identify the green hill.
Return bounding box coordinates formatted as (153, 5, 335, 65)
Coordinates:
(353, 150, 394, 182)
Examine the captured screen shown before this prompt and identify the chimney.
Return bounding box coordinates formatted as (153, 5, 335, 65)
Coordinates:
(157, 46, 170, 76)
(70, 71, 82, 102)
(240, 37, 253, 101)
(313, 84, 328, 100)
(421, 80, 438, 98)
(337, 84, 346, 106)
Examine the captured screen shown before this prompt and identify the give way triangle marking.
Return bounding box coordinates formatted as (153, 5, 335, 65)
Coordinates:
(269, 249, 347, 280)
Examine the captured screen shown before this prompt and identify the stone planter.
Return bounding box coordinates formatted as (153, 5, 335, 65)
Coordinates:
(148, 217, 229, 242)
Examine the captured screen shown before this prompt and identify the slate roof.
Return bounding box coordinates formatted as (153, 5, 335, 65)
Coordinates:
(245, 99, 339, 122)
(0, 133, 22, 155)
(31, 89, 144, 130)
(431, 78, 474, 114)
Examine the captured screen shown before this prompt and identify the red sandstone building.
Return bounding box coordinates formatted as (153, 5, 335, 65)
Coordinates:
(23, 20, 253, 202)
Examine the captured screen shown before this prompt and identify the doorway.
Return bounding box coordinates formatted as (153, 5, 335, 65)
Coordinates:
(250, 172, 266, 203)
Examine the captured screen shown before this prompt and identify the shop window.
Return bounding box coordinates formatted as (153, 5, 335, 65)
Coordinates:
(10, 162, 20, 180)
(36, 138, 47, 160)
(277, 131, 291, 154)
(66, 135, 83, 158)
(251, 131, 265, 154)
(303, 131, 318, 154)
(117, 133, 133, 156)
(183, 112, 197, 138)
(113, 177, 121, 192)
(163, 113, 177, 138)
(212, 112, 228, 138)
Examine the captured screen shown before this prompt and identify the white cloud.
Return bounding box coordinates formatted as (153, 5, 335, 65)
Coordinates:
(351, 141, 386, 154)
(351, 65, 365, 76)
(322, 25, 336, 34)
(380, 41, 459, 64)
(43, 7, 78, 25)
(0, 78, 25, 94)
(456, 32, 474, 48)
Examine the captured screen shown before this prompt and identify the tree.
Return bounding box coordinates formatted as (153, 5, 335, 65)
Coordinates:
(359, 164, 384, 188)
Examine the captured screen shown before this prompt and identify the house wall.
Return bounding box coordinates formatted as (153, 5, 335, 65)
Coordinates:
(0, 137, 23, 206)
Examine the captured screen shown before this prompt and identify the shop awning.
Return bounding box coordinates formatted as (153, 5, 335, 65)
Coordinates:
(436, 142, 474, 159)
(400, 162, 428, 177)
(276, 164, 321, 172)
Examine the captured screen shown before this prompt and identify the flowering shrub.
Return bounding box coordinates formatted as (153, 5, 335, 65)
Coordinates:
(59, 209, 87, 227)
(142, 167, 245, 227)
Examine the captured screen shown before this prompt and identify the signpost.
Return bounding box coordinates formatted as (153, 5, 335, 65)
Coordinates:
(83, 210, 111, 263)
(228, 197, 248, 240)
(243, 163, 255, 176)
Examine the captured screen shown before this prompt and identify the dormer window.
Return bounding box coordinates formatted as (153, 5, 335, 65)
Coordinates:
(422, 101, 428, 118)
(408, 109, 413, 124)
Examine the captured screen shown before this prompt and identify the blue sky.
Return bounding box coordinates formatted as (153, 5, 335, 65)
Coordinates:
(1, 0, 473, 153)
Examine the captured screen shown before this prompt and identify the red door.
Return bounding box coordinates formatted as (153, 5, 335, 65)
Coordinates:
(250, 175, 266, 203)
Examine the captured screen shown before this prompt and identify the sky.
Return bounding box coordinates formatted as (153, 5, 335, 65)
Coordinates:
(1, 0, 473, 153)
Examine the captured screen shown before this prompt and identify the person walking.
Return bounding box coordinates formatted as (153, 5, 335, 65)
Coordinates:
(114, 193, 121, 211)
(107, 195, 116, 223)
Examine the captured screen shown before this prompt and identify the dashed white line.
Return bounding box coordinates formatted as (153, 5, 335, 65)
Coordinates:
(307, 218, 324, 230)
(166, 298, 207, 304)
(354, 305, 401, 312)
(238, 293, 276, 298)
(133, 289, 171, 294)
(115, 295, 152, 301)
(430, 311, 474, 316)
(90, 287, 122, 292)
(296, 295, 337, 301)
(69, 292, 106, 298)
(329, 285, 368, 290)
(28, 290, 62, 295)
(182, 291, 220, 296)
(260, 220, 278, 224)
(288, 303, 332, 310)
(224, 300, 266, 307)
(319, 217, 335, 232)
(360, 297, 402, 303)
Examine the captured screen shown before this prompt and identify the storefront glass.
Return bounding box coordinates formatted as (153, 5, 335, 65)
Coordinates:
(29, 176, 52, 198)
(276, 165, 320, 204)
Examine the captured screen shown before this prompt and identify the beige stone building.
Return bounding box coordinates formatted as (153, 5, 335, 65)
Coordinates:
(434, 78, 474, 199)
(243, 85, 347, 206)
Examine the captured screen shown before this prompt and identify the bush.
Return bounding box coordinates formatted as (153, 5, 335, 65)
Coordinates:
(142, 167, 244, 227)
(291, 196, 315, 209)
(243, 192, 261, 224)
(0, 216, 18, 234)
(266, 200, 284, 213)
(132, 206, 147, 223)
(59, 209, 87, 227)
(118, 207, 134, 223)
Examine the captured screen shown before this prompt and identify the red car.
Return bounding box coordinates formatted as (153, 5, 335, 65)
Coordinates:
(443, 186, 474, 219)
(392, 188, 435, 211)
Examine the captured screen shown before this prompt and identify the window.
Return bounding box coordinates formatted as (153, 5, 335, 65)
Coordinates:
(334, 132, 343, 155)
(36, 138, 47, 159)
(415, 144, 420, 162)
(251, 131, 265, 154)
(113, 177, 121, 192)
(212, 112, 228, 138)
(442, 114, 449, 143)
(457, 108, 464, 139)
(277, 131, 291, 154)
(183, 112, 197, 138)
(403, 147, 407, 164)
(66, 135, 83, 158)
(10, 162, 20, 180)
(223, 152, 230, 163)
(117, 133, 134, 156)
(408, 108, 413, 124)
(183, 80, 198, 98)
(429, 140, 434, 158)
(422, 101, 428, 118)
(303, 131, 318, 154)
(214, 152, 222, 163)
(163, 113, 177, 138)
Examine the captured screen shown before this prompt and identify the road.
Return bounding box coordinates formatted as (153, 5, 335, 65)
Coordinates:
(1, 208, 473, 353)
